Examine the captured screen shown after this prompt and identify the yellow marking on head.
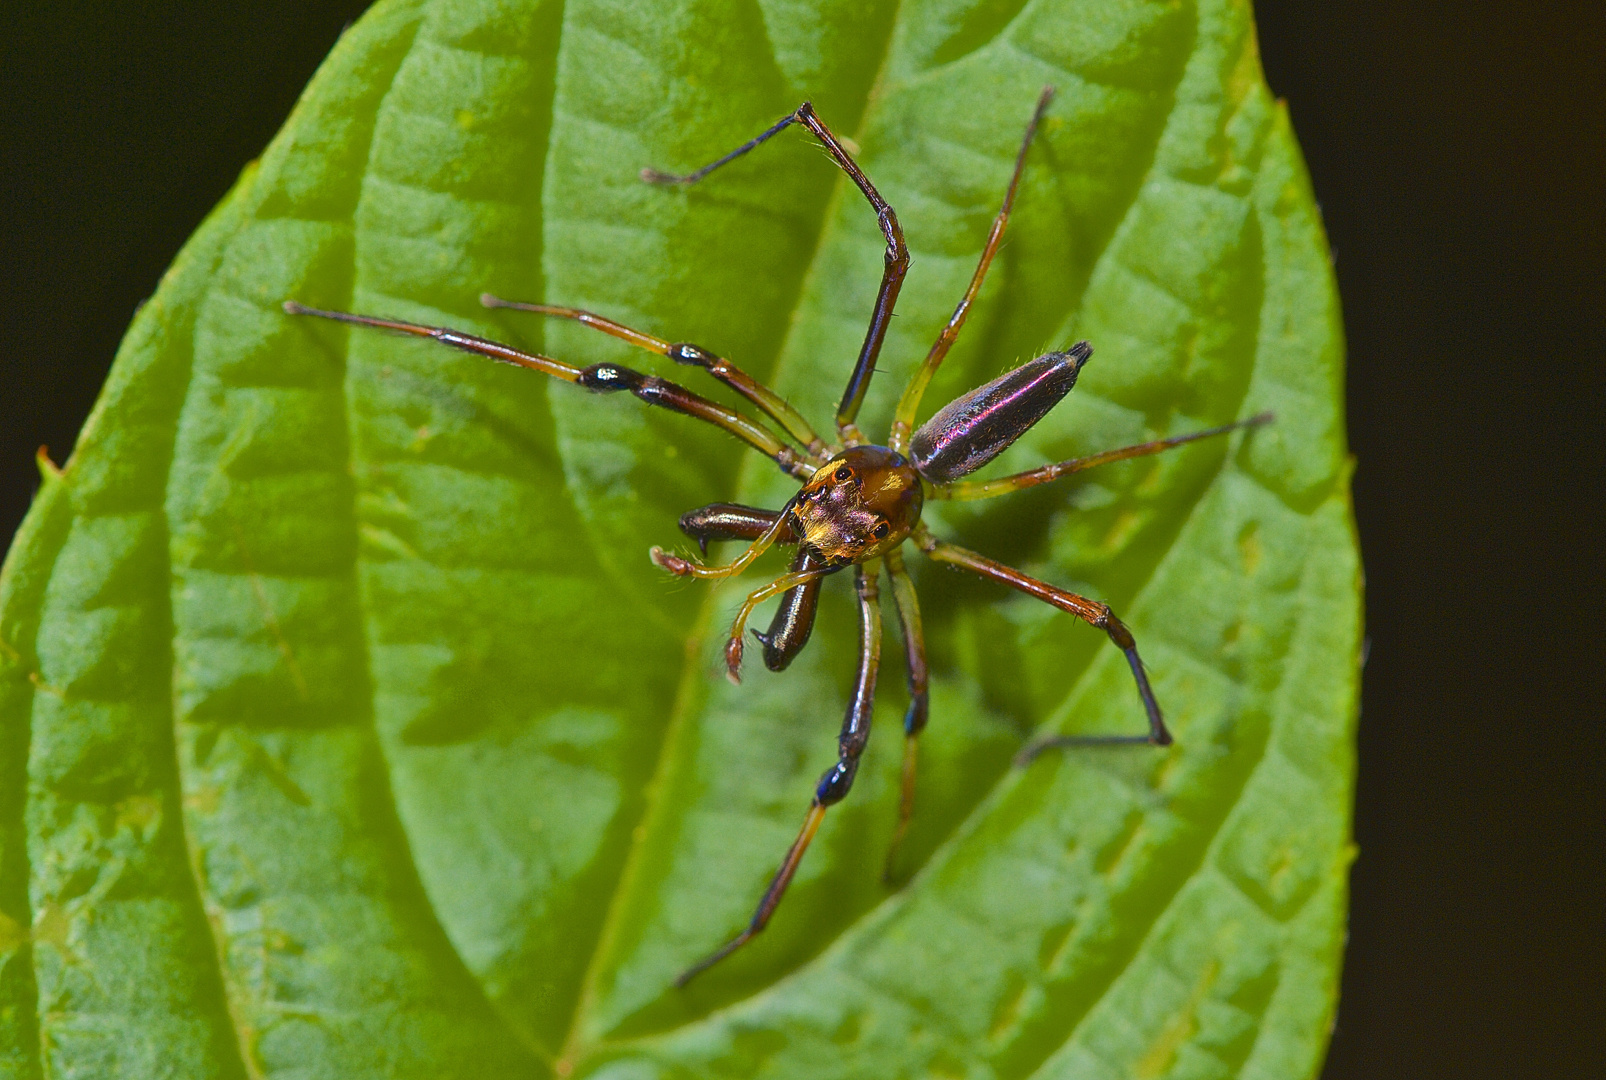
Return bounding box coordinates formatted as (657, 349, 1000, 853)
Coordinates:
(873, 471, 908, 497)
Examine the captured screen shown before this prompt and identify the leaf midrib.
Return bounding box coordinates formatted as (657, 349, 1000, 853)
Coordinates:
(550, 0, 910, 1062)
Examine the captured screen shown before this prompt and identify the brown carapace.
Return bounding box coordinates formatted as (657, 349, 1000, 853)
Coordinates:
(791, 447, 924, 566)
(283, 87, 1271, 986)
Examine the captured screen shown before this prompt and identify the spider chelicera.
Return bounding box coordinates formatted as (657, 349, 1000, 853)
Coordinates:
(285, 86, 1269, 985)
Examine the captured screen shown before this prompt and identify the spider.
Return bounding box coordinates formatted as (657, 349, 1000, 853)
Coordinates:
(284, 87, 1269, 985)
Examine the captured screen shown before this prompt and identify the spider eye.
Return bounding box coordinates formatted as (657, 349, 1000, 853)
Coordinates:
(834, 466, 853, 482)
(872, 521, 890, 539)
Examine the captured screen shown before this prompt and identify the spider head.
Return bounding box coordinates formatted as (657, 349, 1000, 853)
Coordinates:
(791, 446, 924, 566)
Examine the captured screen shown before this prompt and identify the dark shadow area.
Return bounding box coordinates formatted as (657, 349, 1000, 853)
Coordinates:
(0, 0, 372, 541)
(2, 2, 1601, 1076)
(1252, 2, 1604, 1077)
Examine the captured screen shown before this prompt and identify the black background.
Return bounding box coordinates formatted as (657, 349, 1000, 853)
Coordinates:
(2, 3, 1601, 1076)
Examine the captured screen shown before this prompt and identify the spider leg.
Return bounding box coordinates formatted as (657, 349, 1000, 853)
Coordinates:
(650, 509, 794, 580)
(677, 503, 788, 555)
(881, 547, 928, 883)
(912, 526, 1171, 749)
(283, 303, 812, 478)
(641, 104, 909, 443)
(890, 87, 1056, 455)
(640, 111, 799, 187)
(677, 562, 882, 986)
(933, 413, 1274, 501)
(674, 503, 826, 668)
(718, 566, 834, 683)
(752, 548, 829, 672)
(482, 295, 826, 456)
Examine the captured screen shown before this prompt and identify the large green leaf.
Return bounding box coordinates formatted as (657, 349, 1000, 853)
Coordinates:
(0, 0, 1358, 1077)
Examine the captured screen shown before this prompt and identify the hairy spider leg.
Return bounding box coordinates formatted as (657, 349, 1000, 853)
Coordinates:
(891, 86, 1057, 455)
(676, 503, 826, 670)
(677, 562, 883, 986)
(642, 103, 909, 443)
(933, 412, 1275, 501)
(481, 294, 827, 456)
(720, 566, 834, 683)
(282, 302, 813, 478)
(912, 526, 1172, 749)
(650, 508, 795, 580)
(881, 547, 929, 883)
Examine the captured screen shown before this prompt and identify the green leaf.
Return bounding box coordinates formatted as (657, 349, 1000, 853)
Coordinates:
(0, 0, 1359, 1077)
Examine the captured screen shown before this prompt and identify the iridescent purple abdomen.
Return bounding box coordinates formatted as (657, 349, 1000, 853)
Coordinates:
(909, 342, 1091, 483)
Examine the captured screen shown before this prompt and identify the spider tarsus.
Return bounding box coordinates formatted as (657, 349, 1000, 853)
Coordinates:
(724, 638, 745, 684)
(649, 546, 696, 575)
(640, 167, 685, 185)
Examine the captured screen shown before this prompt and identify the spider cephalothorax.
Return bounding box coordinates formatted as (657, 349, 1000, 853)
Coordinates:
(284, 87, 1269, 987)
(791, 447, 923, 567)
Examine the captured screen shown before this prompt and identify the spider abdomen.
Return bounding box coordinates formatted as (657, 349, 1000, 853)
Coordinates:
(910, 343, 1091, 483)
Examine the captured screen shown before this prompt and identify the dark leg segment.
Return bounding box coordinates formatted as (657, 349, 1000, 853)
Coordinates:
(820, 563, 883, 806)
(933, 413, 1275, 501)
(717, 566, 834, 683)
(640, 112, 799, 187)
(673, 502, 825, 669)
(676, 562, 883, 986)
(890, 87, 1056, 453)
(881, 547, 929, 882)
(641, 103, 909, 440)
(677, 502, 788, 555)
(574, 363, 811, 478)
(284, 302, 811, 478)
(483, 295, 826, 455)
(913, 527, 1171, 749)
(753, 548, 827, 672)
(814, 112, 911, 438)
